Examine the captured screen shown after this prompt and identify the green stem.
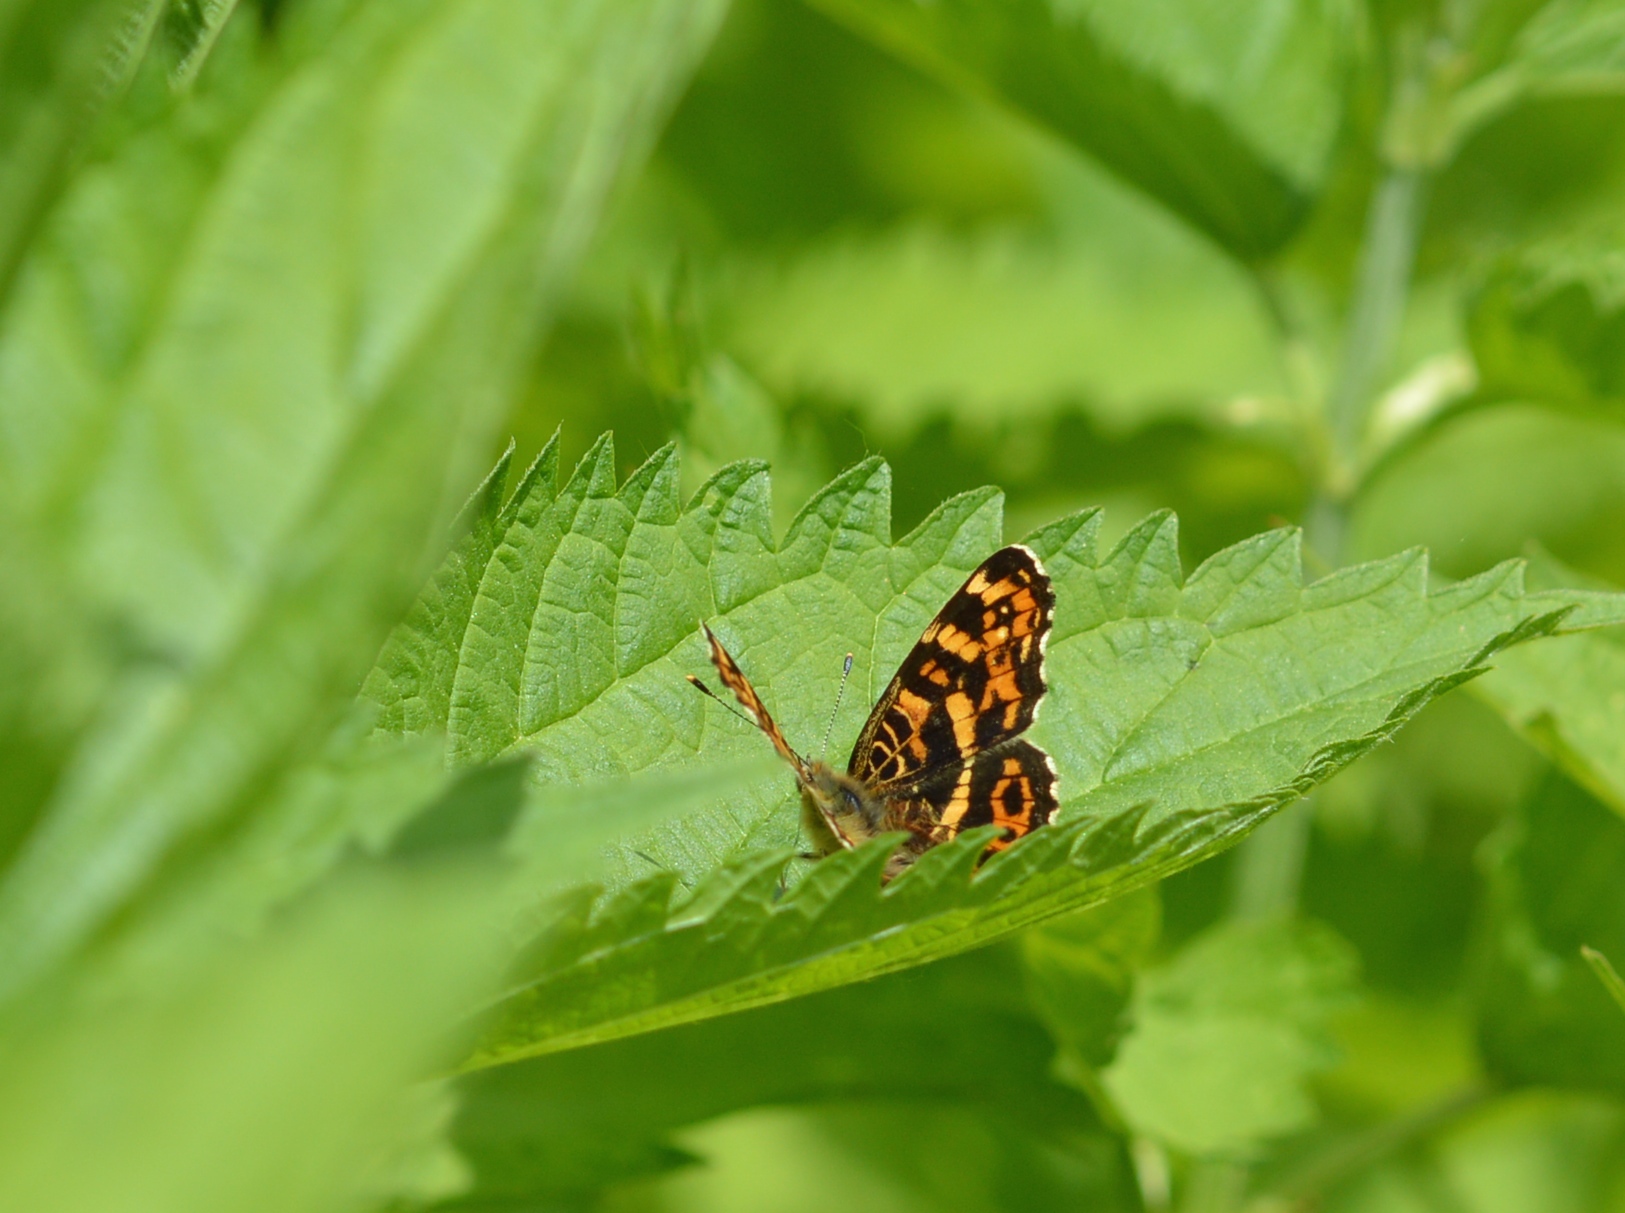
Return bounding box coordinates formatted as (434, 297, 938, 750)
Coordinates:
(1249, 1083, 1495, 1210)
(1229, 163, 1432, 922)
(1325, 165, 1430, 512)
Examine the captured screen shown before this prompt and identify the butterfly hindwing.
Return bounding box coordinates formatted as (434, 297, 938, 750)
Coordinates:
(886, 739, 1059, 852)
(850, 545, 1054, 793)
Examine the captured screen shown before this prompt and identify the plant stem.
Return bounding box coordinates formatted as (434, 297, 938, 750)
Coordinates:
(1325, 165, 1429, 517)
(1248, 1083, 1495, 1210)
(1229, 162, 1432, 923)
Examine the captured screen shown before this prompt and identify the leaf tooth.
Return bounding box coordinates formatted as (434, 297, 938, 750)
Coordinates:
(882, 826, 1000, 918)
(972, 817, 1089, 903)
(577, 870, 679, 955)
(771, 835, 899, 947)
(1022, 506, 1104, 573)
(563, 431, 619, 501)
(1301, 546, 1425, 611)
(617, 442, 679, 522)
(1097, 509, 1182, 619)
(667, 848, 791, 932)
(778, 456, 891, 579)
(1180, 527, 1302, 636)
(497, 428, 561, 530)
(894, 485, 1003, 565)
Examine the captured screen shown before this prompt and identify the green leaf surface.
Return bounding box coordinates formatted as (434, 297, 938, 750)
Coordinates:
(1449, 0, 1625, 155)
(364, 439, 1625, 1066)
(802, 0, 1353, 259)
(1101, 917, 1358, 1156)
(0, 0, 728, 1008)
(716, 207, 1287, 442)
(1474, 550, 1625, 817)
(0, 863, 507, 1213)
(443, 944, 1127, 1207)
(0, 0, 165, 306)
(1024, 886, 1160, 1075)
(1468, 232, 1625, 412)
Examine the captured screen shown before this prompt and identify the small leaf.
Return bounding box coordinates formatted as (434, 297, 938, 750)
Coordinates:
(1101, 917, 1359, 1156)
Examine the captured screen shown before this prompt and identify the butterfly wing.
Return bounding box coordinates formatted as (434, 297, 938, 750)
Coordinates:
(884, 739, 1059, 853)
(849, 544, 1054, 793)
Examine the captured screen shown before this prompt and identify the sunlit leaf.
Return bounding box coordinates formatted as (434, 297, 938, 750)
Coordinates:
(363, 439, 1625, 1065)
(0, 0, 729, 1008)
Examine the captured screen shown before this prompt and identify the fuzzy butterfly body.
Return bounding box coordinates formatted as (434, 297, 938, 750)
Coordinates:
(696, 545, 1058, 880)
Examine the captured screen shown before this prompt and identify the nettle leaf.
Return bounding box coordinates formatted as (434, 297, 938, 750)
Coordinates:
(364, 438, 1625, 1066)
(802, 0, 1353, 259)
(0, 0, 728, 1005)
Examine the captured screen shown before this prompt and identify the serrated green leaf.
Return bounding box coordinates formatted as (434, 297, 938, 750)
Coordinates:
(445, 944, 1120, 1206)
(1101, 917, 1358, 1157)
(0, 0, 728, 1008)
(716, 211, 1288, 442)
(1448, 0, 1625, 154)
(364, 440, 1625, 1066)
(802, 0, 1353, 259)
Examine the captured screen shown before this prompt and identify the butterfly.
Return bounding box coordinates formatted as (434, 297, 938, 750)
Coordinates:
(689, 545, 1058, 880)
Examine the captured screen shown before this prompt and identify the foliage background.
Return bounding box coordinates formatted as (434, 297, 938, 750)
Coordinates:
(6, 0, 1625, 1211)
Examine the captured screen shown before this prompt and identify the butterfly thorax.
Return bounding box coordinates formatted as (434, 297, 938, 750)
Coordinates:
(799, 761, 888, 853)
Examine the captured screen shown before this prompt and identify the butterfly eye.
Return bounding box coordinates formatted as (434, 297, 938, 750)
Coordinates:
(841, 787, 863, 814)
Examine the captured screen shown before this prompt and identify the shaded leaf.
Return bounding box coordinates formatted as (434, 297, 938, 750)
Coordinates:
(442, 945, 1127, 1207)
(803, 0, 1353, 258)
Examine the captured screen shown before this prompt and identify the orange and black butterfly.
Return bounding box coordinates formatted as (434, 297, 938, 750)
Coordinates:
(690, 545, 1058, 880)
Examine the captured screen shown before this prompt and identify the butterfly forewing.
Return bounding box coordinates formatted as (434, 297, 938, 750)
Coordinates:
(850, 544, 1054, 793)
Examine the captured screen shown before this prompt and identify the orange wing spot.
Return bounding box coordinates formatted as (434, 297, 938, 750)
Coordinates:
(947, 691, 978, 750)
(979, 669, 1022, 712)
(935, 767, 976, 836)
(965, 570, 992, 594)
(1002, 700, 1020, 729)
(936, 625, 982, 661)
(1003, 755, 1023, 776)
(896, 687, 933, 726)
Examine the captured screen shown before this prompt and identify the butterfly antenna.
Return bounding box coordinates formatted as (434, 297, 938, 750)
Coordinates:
(819, 652, 855, 759)
(686, 674, 759, 730)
